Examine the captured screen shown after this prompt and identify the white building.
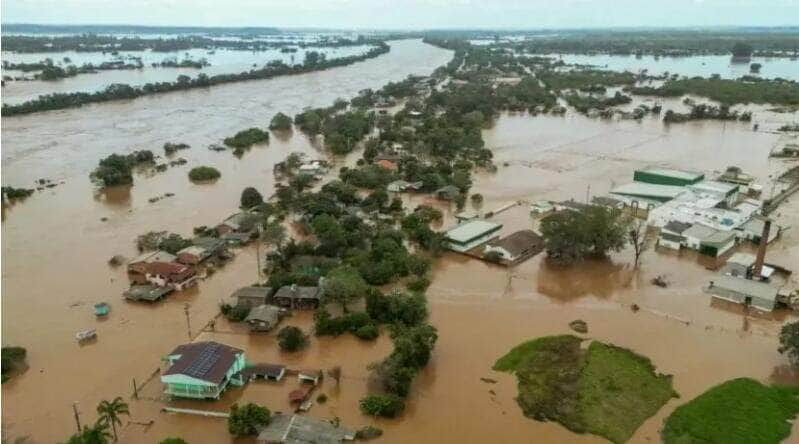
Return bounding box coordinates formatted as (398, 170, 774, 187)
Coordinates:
(444, 220, 503, 253)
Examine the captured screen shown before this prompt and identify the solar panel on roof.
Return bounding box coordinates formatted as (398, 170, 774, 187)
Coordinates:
(184, 343, 221, 379)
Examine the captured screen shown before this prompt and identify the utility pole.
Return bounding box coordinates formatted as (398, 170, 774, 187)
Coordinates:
(184, 303, 192, 340)
(72, 401, 82, 433)
(256, 225, 263, 282)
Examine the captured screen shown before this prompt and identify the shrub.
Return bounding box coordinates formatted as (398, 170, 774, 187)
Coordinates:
(163, 142, 190, 155)
(2, 186, 34, 200)
(407, 276, 431, 292)
(224, 128, 269, 148)
(354, 324, 379, 340)
(159, 438, 188, 444)
(269, 112, 293, 130)
(316, 393, 328, 404)
(228, 403, 270, 437)
(277, 326, 308, 352)
(359, 394, 405, 418)
(355, 426, 383, 440)
(1, 346, 27, 382)
(188, 166, 221, 182)
(220, 303, 250, 322)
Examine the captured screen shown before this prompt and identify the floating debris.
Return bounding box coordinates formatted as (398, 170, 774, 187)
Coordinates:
(108, 255, 126, 267)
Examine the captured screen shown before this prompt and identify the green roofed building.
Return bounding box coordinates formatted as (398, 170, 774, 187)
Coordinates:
(633, 167, 705, 186)
(161, 341, 246, 399)
(445, 219, 503, 252)
(610, 182, 686, 203)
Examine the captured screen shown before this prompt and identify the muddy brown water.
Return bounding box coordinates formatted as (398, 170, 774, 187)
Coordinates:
(3, 39, 799, 443)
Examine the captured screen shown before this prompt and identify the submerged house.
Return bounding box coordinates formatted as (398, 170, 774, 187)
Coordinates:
(483, 230, 545, 263)
(257, 414, 354, 444)
(444, 219, 503, 253)
(706, 275, 781, 312)
(144, 261, 198, 291)
(161, 341, 246, 399)
(232, 286, 273, 309)
(238, 363, 286, 382)
(273, 284, 322, 310)
(244, 305, 285, 332)
(656, 220, 693, 250)
(128, 250, 177, 274)
(682, 224, 736, 258)
(216, 212, 259, 236)
(176, 245, 211, 265)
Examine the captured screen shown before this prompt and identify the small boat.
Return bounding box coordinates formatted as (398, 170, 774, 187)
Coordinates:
(76, 329, 97, 342)
(94, 302, 110, 316)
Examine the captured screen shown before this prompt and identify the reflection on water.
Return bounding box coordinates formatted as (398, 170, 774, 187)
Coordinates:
(93, 185, 132, 207)
(536, 257, 633, 301)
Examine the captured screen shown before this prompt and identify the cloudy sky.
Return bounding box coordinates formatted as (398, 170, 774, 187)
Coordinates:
(2, 0, 797, 29)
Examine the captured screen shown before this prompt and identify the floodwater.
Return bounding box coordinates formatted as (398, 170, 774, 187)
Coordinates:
(3, 38, 799, 444)
(1, 45, 375, 105)
(550, 53, 799, 80)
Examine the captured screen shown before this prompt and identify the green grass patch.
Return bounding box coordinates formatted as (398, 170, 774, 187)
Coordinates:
(495, 335, 677, 443)
(662, 378, 799, 444)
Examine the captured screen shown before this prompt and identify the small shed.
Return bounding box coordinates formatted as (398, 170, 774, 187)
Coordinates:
(123, 285, 173, 302)
(244, 305, 284, 332)
(657, 220, 692, 250)
(298, 369, 322, 385)
(238, 364, 286, 382)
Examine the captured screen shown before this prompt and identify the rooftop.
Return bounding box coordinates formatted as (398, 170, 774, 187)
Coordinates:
(232, 286, 272, 300)
(711, 275, 780, 303)
(274, 285, 322, 300)
(445, 219, 503, 244)
(177, 245, 207, 256)
(688, 180, 739, 196)
(610, 182, 686, 201)
(131, 250, 177, 264)
(244, 305, 282, 323)
(257, 414, 354, 444)
(663, 220, 692, 234)
(683, 224, 720, 241)
(636, 167, 704, 182)
(163, 341, 243, 385)
(487, 230, 544, 257)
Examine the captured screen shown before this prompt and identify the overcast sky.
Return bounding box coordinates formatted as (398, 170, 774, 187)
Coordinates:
(2, 0, 797, 29)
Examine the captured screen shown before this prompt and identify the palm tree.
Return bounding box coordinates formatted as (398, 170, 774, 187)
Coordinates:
(96, 397, 129, 442)
(64, 422, 112, 444)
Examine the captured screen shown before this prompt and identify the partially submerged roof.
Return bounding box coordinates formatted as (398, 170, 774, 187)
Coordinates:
(256, 414, 354, 444)
(163, 341, 243, 385)
(232, 286, 272, 300)
(634, 167, 705, 185)
(238, 363, 285, 379)
(131, 250, 177, 264)
(702, 230, 736, 246)
(274, 285, 321, 300)
(487, 230, 544, 257)
(124, 284, 173, 301)
(445, 219, 503, 244)
(710, 275, 780, 303)
(177, 245, 207, 256)
(245, 305, 282, 323)
(146, 261, 192, 276)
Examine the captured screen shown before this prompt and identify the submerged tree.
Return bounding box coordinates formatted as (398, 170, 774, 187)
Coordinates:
(779, 321, 799, 367)
(540, 205, 628, 264)
(628, 218, 649, 268)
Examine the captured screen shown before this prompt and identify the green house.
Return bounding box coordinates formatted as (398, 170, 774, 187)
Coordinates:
(161, 341, 246, 399)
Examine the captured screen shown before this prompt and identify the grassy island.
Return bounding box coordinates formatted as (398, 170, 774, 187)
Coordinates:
(662, 378, 799, 444)
(494, 335, 677, 443)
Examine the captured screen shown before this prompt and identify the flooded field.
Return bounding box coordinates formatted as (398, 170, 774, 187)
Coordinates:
(1, 45, 375, 104)
(3, 38, 799, 443)
(552, 53, 799, 80)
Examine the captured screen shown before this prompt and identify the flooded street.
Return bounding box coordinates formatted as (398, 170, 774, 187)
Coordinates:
(3, 37, 799, 443)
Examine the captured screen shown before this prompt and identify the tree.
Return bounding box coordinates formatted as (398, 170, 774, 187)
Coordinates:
(90, 154, 134, 187)
(65, 423, 112, 444)
(277, 326, 308, 352)
(188, 166, 221, 182)
(731, 42, 753, 58)
(750, 63, 762, 74)
(628, 218, 649, 268)
(779, 321, 799, 367)
(540, 206, 628, 264)
(158, 439, 187, 444)
(322, 266, 369, 313)
(359, 394, 405, 418)
(228, 403, 270, 436)
(269, 112, 293, 130)
(240, 187, 263, 209)
(96, 397, 129, 442)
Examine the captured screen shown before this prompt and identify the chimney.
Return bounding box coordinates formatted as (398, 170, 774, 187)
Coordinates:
(752, 218, 771, 279)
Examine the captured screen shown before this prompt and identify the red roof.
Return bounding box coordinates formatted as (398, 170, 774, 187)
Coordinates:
(376, 159, 398, 170)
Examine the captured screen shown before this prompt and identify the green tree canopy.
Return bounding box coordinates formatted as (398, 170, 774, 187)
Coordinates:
(240, 187, 264, 208)
(228, 403, 271, 437)
(322, 266, 369, 313)
(540, 206, 629, 264)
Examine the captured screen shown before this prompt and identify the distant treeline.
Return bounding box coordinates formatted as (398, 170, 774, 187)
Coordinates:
(2, 23, 280, 35)
(2, 33, 376, 53)
(1, 43, 390, 116)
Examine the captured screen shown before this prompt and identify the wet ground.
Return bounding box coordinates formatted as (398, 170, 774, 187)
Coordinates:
(3, 39, 799, 443)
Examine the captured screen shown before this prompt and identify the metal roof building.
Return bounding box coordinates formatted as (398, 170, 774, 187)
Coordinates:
(610, 182, 686, 203)
(444, 219, 503, 253)
(707, 275, 781, 311)
(633, 167, 705, 186)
